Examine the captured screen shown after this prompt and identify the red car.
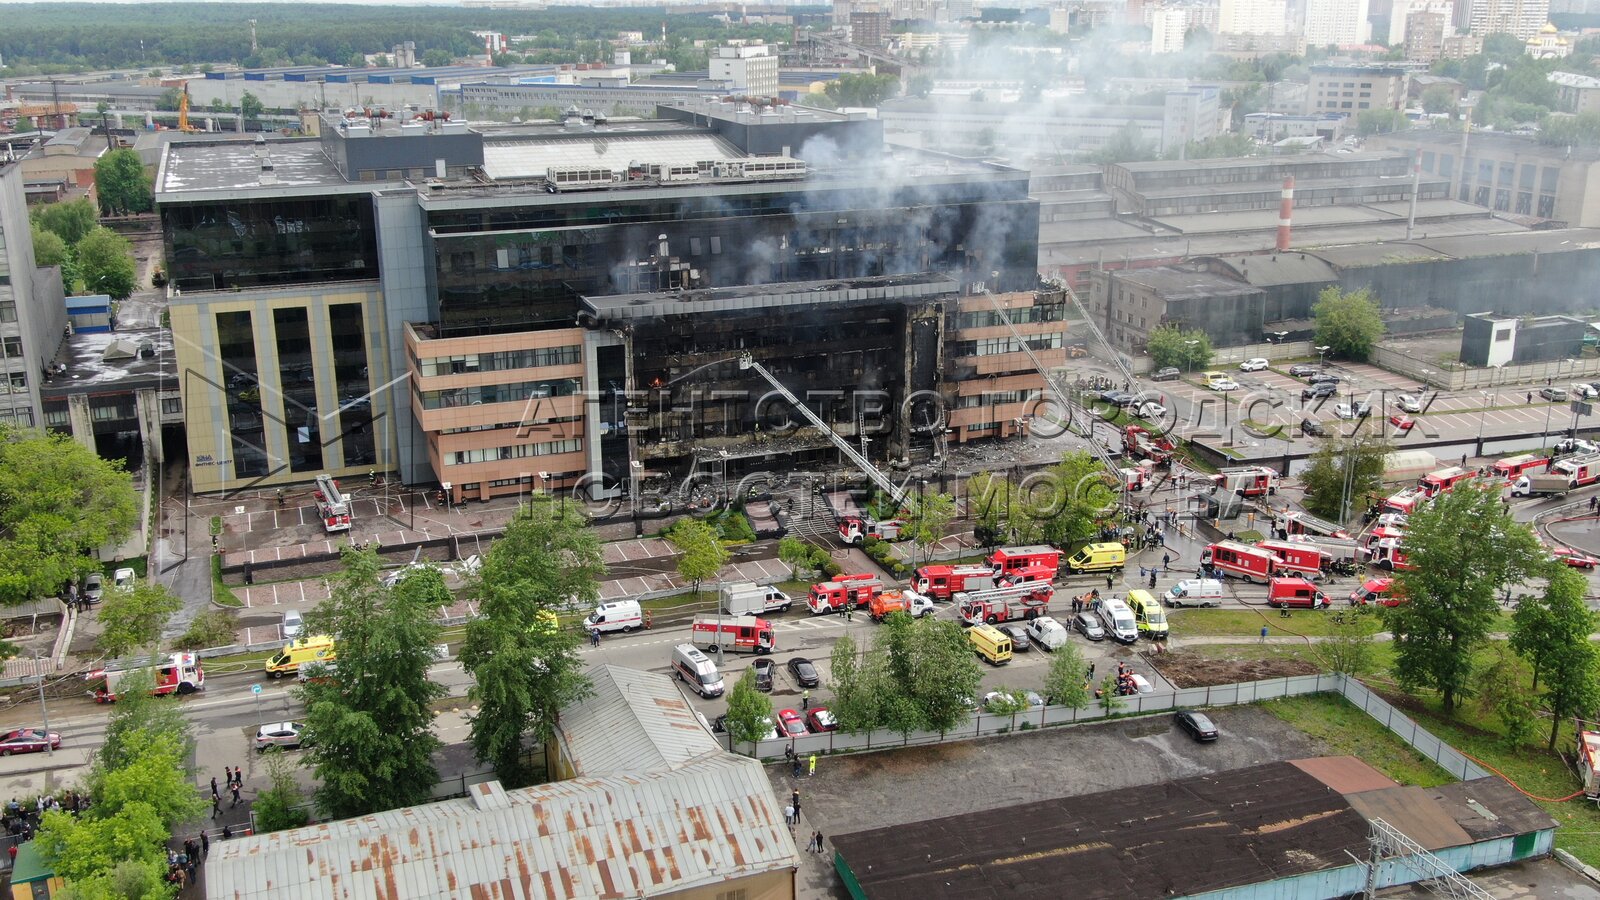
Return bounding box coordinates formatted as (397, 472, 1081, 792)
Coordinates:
(1553, 547, 1600, 569)
(1389, 414, 1415, 433)
(0, 729, 60, 756)
(806, 707, 838, 733)
(777, 708, 808, 737)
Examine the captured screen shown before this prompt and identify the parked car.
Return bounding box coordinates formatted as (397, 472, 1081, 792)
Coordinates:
(1174, 710, 1219, 742)
(1205, 372, 1240, 392)
(1557, 438, 1598, 455)
(1151, 367, 1181, 382)
(254, 722, 306, 752)
(1334, 403, 1358, 420)
(982, 690, 1044, 711)
(281, 609, 304, 640)
(112, 568, 136, 593)
(1238, 358, 1269, 372)
(777, 708, 808, 737)
(787, 656, 820, 689)
(1287, 364, 1319, 378)
(82, 573, 104, 604)
(1393, 395, 1422, 413)
(296, 660, 337, 685)
(1300, 418, 1327, 437)
(1573, 383, 1600, 400)
(752, 658, 776, 693)
(1541, 386, 1569, 402)
(1133, 401, 1167, 420)
(0, 729, 60, 756)
(1389, 414, 1416, 433)
(1553, 547, 1600, 569)
(1072, 611, 1105, 641)
(1302, 382, 1337, 401)
(1000, 624, 1032, 652)
(1100, 391, 1136, 408)
(806, 707, 838, 733)
(1308, 373, 1341, 385)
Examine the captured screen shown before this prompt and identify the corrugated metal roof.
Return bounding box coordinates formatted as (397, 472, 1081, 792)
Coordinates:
(1289, 756, 1401, 795)
(560, 664, 723, 775)
(481, 132, 743, 180)
(1345, 786, 1474, 851)
(205, 754, 798, 900)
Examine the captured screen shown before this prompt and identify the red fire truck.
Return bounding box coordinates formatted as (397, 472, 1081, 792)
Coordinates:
(1492, 454, 1550, 480)
(690, 616, 776, 654)
(1365, 539, 1412, 570)
(1211, 466, 1278, 497)
(997, 564, 1056, 587)
(988, 546, 1062, 580)
(838, 516, 907, 545)
(1551, 452, 1600, 488)
(957, 582, 1055, 626)
(1202, 541, 1280, 583)
(1419, 466, 1474, 498)
(913, 564, 998, 600)
(1123, 425, 1176, 464)
(313, 474, 352, 533)
(1277, 510, 1350, 539)
(1255, 540, 1328, 578)
(806, 576, 886, 615)
(88, 652, 205, 703)
(1381, 487, 1428, 516)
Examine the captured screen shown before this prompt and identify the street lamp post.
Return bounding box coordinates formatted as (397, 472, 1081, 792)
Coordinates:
(1476, 389, 1494, 457)
(1184, 339, 1200, 376)
(1315, 345, 1331, 372)
(30, 651, 51, 756)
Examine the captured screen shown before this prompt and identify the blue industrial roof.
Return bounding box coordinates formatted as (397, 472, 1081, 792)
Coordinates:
(65, 294, 111, 312)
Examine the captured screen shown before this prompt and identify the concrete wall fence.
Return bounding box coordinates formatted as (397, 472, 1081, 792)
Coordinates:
(1372, 341, 1600, 391)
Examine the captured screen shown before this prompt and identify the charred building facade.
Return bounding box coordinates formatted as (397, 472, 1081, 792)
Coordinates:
(156, 102, 1043, 498)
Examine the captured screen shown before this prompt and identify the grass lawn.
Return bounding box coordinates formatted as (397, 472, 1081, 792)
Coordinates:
(1182, 641, 1398, 673)
(1168, 607, 1352, 638)
(1262, 693, 1454, 788)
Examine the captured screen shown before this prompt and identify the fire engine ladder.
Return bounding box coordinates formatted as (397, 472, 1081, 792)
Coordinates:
(961, 581, 1052, 605)
(1359, 818, 1492, 900)
(738, 354, 910, 510)
(980, 291, 1127, 493)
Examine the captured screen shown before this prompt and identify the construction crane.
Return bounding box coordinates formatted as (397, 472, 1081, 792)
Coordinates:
(177, 83, 200, 133)
(737, 353, 912, 510)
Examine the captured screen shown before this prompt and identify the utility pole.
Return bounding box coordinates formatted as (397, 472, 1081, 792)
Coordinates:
(249, 19, 259, 55)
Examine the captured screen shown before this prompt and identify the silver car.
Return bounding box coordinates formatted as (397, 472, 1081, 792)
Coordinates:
(82, 573, 104, 604)
(255, 721, 306, 751)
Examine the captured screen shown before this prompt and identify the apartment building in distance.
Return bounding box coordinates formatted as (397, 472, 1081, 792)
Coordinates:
(709, 45, 780, 96)
(1219, 0, 1289, 34)
(154, 101, 1042, 498)
(1551, 71, 1600, 115)
(1307, 64, 1410, 116)
(1304, 0, 1372, 46)
(1468, 0, 1549, 38)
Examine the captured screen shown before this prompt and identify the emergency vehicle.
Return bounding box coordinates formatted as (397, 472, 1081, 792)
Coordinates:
(1418, 466, 1474, 498)
(689, 616, 776, 654)
(956, 582, 1055, 626)
(1284, 534, 1361, 566)
(1551, 452, 1600, 488)
(838, 516, 906, 545)
(1349, 577, 1403, 606)
(997, 564, 1056, 587)
(806, 576, 885, 614)
(912, 564, 998, 600)
(88, 652, 205, 703)
(313, 474, 352, 533)
(1123, 425, 1176, 464)
(1267, 577, 1329, 609)
(1492, 454, 1550, 480)
(1381, 487, 1429, 516)
(1201, 541, 1280, 583)
(1255, 540, 1329, 578)
(988, 546, 1062, 580)
(1277, 510, 1350, 539)
(1365, 539, 1412, 570)
(1211, 466, 1278, 497)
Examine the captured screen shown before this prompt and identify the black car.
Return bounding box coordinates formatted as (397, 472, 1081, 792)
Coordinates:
(1100, 391, 1136, 408)
(752, 658, 776, 693)
(1308, 373, 1341, 385)
(1175, 710, 1219, 742)
(1151, 367, 1181, 382)
(1000, 624, 1032, 652)
(1300, 418, 1326, 437)
(1287, 364, 1318, 377)
(787, 656, 820, 688)
(1072, 611, 1105, 641)
(1301, 382, 1337, 400)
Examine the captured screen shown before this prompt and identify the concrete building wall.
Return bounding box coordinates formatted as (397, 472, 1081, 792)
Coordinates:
(1219, 0, 1290, 33)
(1305, 0, 1372, 45)
(1367, 131, 1600, 224)
(1468, 0, 1549, 37)
(0, 163, 58, 429)
(1308, 66, 1409, 115)
(448, 83, 724, 121)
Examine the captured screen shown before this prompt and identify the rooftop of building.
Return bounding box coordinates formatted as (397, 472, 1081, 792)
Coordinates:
(1131, 172, 1445, 203)
(1311, 227, 1600, 267)
(1146, 198, 1483, 235)
(1107, 264, 1262, 297)
(1111, 150, 1405, 175)
(833, 760, 1373, 900)
(40, 327, 174, 398)
(1465, 311, 1586, 325)
(1549, 70, 1600, 89)
(157, 138, 363, 195)
(1369, 127, 1600, 160)
(203, 664, 798, 900)
(1310, 63, 1411, 74)
(581, 272, 960, 321)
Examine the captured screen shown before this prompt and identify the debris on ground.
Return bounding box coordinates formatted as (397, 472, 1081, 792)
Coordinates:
(1148, 648, 1321, 688)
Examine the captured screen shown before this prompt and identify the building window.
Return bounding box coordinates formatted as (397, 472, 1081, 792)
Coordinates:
(445, 437, 583, 466)
(1519, 164, 1536, 190)
(1541, 167, 1559, 192)
(161, 397, 183, 415)
(0, 303, 15, 324)
(417, 345, 581, 377)
(420, 377, 582, 410)
(1494, 188, 1510, 211)
(1515, 192, 1532, 215)
(1498, 162, 1514, 187)
(1439, 154, 1454, 178)
(44, 408, 69, 427)
(0, 336, 20, 358)
(1358, 102, 1370, 109)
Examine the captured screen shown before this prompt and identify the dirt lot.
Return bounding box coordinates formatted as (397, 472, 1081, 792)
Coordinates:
(1149, 648, 1321, 687)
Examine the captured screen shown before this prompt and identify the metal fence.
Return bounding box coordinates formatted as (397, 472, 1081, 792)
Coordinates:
(737, 673, 1493, 786)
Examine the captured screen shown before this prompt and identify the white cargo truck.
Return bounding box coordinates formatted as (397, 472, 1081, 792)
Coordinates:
(719, 582, 793, 616)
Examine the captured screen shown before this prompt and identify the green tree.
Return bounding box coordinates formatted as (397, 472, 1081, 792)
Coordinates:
(1421, 84, 1458, 115)
(0, 427, 138, 610)
(1042, 642, 1091, 708)
(1299, 434, 1391, 522)
(346, 52, 368, 69)
(1145, 324, 1213, 372)
(32, 198, 98, 245)
(240, 90, 265, 124)
(1520, 566, 1600, 749)
(907, 73, 933, 97)
(901, 617, 983, 734)
(1474, 644, 1539, 749)
(822, 72, 901, 107)
(1096, 676, 1125, 716)
(724, 667, 773, 745)
(903, 491, 954, 569)
(174, 608, 236, 650)
(983, 688, 1029, 716)
(668, 519, 728, 599)
(76, 226, 138, 300)
(1089, 121, 1159, 164)
(778, 536, 813, 580)
(1032, 451, 1118, 549)
(1385, 485, 1544, 712)
(93, 148, 153, 216)
(422, 48, 454, 67)
(1354, 108, 1409, 135)
(460, 503, 601, 785)
(91, 668, 193, 776)
(300, 547, 445, 818)
(30, 223, 68, 267)
(156, 87, 184, 112)
(1313, 286, 1385, 361)
(828, 633, 887, 732)
(252, 749, 311, 832)
(1321, 607, 1381, 676)
(95, 581, 182, 659)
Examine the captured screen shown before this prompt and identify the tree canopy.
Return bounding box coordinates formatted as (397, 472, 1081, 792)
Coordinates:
(76, 226, 139, 301)
(96, 581, 183, 659)
(1299, 434, 1391, 522)
(93, 149, 153, 216)
(32, 198, 98, 246)
(1313, 286, 1385, 361)
(667, 519, 727, 599)
(1146, 325, 1213, 372)
(828, 612, 981, 735)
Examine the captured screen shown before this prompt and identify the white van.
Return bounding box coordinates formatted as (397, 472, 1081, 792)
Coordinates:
(670, 644, 724, 698)
(1163, 579, 1224, 608)
(1097, 598, 1139, 644)
(1024, 616, 1069, 651)
(584, 600, 643, 634)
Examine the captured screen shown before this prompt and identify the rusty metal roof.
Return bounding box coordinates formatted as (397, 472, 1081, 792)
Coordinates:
(1289, 756, 1401, 795)
(204, 754, 798, 900)
(559, 664, 723, 775)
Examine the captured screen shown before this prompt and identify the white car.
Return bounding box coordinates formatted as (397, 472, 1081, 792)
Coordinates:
(1375, 513, 1409, 529)
(1134, 402, 1167, 420)
(1393, 395, 1422, 413)
(1334, 403, 1357, 419)
(1209, 378, 1240, 392)
(281, 609, 304, 640)
(1238, 358, 1269, 372)
(111, 568, 136, 593)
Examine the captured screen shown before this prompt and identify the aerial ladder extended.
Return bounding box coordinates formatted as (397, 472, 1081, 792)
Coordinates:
(738, 353, 912, 510)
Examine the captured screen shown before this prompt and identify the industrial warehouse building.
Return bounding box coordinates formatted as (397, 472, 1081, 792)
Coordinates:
(153, 100, 1044, 498)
